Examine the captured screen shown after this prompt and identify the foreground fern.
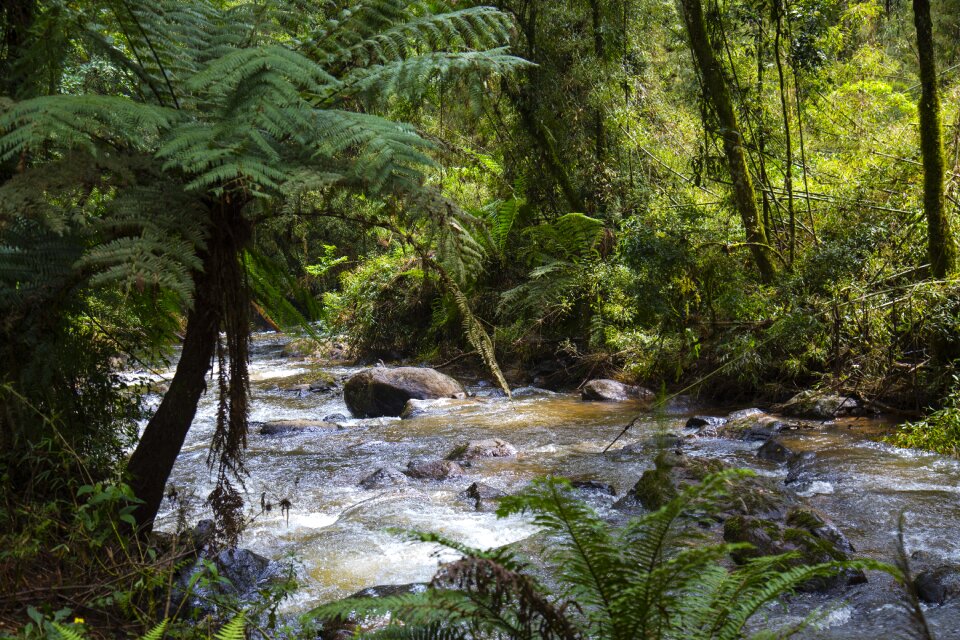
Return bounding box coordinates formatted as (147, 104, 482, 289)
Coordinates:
(308, 471, 887, 639)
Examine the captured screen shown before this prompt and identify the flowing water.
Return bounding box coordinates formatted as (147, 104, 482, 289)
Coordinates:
(143, 332, 960, 637)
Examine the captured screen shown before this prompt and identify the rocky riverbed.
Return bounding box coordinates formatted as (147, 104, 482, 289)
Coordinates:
(138, 332, 960, 638)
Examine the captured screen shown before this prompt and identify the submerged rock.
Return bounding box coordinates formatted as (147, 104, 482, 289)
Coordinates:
(401, 397, 472, 419)
(405, 459, 464, 481)
(359, 466, 409, 489)
(581, 379, 655, 402)
(458, 482, 506, 511)
(571, 480, 617, 496)
(258, 420, 339, 435)
(446, 438, 518, 461)
(344, 367, 466, 417)
(757, 439, 794, 463)
(709, 409, 792, 442)
(778, 389, 863, 420)
(684, 415, 727, 431)
(915, 566, 960, 604)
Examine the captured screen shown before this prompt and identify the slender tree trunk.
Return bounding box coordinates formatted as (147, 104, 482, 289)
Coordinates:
(774, 0, 795, 267)
(127, 244, 221, 531)
(680, 0, 776, 282)
(914, 0, 955, 278)
(127, 202, 249, 531)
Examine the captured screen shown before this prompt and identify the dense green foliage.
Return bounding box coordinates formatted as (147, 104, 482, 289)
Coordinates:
(2, 0, 960, 635)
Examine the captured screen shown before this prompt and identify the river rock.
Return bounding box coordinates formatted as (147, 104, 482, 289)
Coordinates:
(616, 450, 793, 520)
(459, 482, 506, 511)
(177, 547, 289, 608)
(323, 413, 348, 422)
(915, 565, 960, 604)
(344, 367, 466, 417)
(785, 451, 818, 485)
(757, 439, 794, 463)
(713, 409, 791, 441)
(581, 379, 655, 402)
(571, 480, 617, 496)
(258, 420, 339, 435)
(359, 466, 409, 489)
(723, 507, 865, 592)
(401, 397, 472, 419)
(405, 459, 464, 481)
(778, 389, 862, 420)
(684, 415, 727, 431)
(446, 438, 518, 461)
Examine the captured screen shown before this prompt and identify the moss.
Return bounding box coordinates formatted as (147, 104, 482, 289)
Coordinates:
(445, 443, 469, 461)
(785, 507, 826, 531)
(783, 527, 848, 562)
(632, 468, 678, 511)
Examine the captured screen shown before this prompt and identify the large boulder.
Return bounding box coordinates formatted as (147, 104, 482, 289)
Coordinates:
(344, 367, 466, 418)
(778, 389, 863, 420)
(581, 379, 655, 402)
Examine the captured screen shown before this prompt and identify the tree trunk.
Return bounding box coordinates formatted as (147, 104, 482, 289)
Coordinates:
(679, 0, 777, 282)
(914, 0, 955, 279)
(127, 200, 251, 531)
(127, 243, 222, 531)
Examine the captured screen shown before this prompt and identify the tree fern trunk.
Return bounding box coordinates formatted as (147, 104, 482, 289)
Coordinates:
(680, 0, 777, 283)
(127, 243, 222, 531)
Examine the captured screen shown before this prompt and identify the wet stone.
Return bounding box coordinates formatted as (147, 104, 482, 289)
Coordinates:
(446, 438, 518, 461)
(359, 466, 409, 490)
(581, 379, 655, 402)
(915, 566, 960, 605)
(405, 459, 464, 481)
(344, 367, 466, 417)
(459, 482, 506, 511)
(571, 480, 617, 496)
(779, 389, 863, 420)
(684, 415, 727, 431)
(323, 413, 348, 422)
(757, 439, 794, 463)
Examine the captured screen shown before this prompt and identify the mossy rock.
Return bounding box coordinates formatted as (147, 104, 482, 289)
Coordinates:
(723, 508, 865, 592)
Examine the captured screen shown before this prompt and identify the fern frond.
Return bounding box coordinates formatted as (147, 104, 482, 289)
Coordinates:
(139, 619, 169, 640)
(213, 613, 245, 640)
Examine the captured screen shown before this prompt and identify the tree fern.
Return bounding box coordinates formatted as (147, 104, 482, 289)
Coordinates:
(0, 0, 525, 532)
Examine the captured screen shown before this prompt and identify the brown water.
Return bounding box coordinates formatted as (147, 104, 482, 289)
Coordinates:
(144, 333, 960, 637)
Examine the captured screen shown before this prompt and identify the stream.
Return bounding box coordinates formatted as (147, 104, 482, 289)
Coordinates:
(143, 332, 960, 638)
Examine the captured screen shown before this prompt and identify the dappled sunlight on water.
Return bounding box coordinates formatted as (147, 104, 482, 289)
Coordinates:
(147, 333, 960, 633)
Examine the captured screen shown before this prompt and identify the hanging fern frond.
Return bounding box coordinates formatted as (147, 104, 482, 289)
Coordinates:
(426, 258, 510, 397)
